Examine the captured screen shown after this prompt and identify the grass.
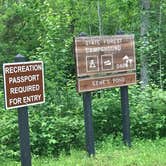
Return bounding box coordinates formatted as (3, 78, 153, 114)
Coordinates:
(0, 137, 166, 166)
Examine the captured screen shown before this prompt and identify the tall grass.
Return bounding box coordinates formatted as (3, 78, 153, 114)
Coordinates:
(1, 137, 166, 166)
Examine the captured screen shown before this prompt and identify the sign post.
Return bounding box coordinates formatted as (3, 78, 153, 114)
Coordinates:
(120, 86, 131, 146)
(15, 54, 31, 166)
(3, 54, 45, 166)
(78, 33, 95, 156)
(74, 33, 136, 151)
(116, 31, 131, 147)
(18, 106, 31, 166)
(83, 92, 95, 156)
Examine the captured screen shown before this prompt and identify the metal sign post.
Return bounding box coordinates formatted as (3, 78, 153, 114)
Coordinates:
(15, 54, 31, 166)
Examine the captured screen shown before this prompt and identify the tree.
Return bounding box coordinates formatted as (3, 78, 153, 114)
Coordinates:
(140, 0, 150, 87)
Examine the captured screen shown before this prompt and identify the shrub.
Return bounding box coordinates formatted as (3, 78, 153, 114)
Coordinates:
(0, 84, 165, 157)
(130, 85, 166, 139)
(92, 84, 166, 140)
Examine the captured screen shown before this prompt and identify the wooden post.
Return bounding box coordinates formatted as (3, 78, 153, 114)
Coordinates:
(79, 32, 95, 156)
(116, 31, 131, 147)
(15, 54, 32, 166)
(83, 92, 95, 156)
(120, 86, 131, 147)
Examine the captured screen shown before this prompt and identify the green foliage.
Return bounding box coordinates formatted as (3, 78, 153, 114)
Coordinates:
(0, 0, 165, 159)
(0, 86, 84, 157)
(1, 138, 166, 166)
(92, 85, 166, 140)
(1, 84, 165, 157)
(28, 85, 84, 156)
(93, 89, 121, 140)
(130, 85, 166, 139)
(0, 91, 19, 159)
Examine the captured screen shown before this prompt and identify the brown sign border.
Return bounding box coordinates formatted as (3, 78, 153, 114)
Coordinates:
(3, 61, 45, 109)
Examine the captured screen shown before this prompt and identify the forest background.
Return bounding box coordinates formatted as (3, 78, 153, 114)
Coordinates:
(0, 0, 165, 159)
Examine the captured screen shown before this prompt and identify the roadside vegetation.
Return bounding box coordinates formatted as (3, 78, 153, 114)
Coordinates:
(1, 137, 166, 166)
(0, 1, 165, 166)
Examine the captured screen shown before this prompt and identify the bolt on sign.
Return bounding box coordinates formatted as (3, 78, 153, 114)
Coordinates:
(3, 61, 45, 109)
(74, 35, 136, 92)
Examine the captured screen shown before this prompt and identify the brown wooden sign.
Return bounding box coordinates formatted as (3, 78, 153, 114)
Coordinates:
(3, 61, 45, 109)
(77, 73, 136, 92)
(75, 35, 136, 77)
(74, 34, 136, 92)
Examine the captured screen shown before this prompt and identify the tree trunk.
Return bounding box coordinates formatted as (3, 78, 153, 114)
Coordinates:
(140, 0, 150, 87)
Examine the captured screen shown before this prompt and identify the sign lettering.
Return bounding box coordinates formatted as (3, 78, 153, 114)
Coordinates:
(74, 35, 137, 92)
(77, 73, 136, 92)
(75, 35, 136, 77)
(3, 61, 45, 109)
